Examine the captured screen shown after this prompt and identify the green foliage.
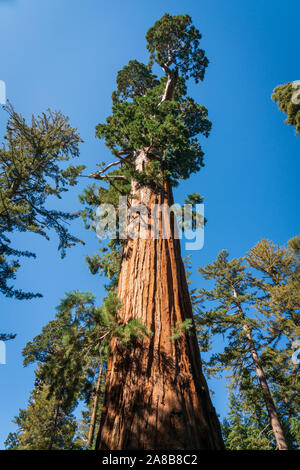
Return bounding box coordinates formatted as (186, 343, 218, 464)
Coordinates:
(222, 392, 273, 450)
(114, 318, 153, 345)
(96, 82, 211, 185)
(5, 381, 79, 450)
(246, 238, 300, 343)
(112, 60, 159, 104)
(90, 12, 211, 204)
(79, 179, 125, 292)
(86, 243, 122, 291)
(222, 351, 300, 450)
(79, 177, 127, 293)
(13, 288, 152, 448)
(0, 332, 16, 341)
(75, 389, 106, 449)
(183, 254, 199, 311)
(0, 102, 85, 299)
(170, 318, 193, 340)
(4, 431, 20, 450)
(22, 291, 114, 408)
(146, 13, 208, 83)
(272, 82, 300, 133)
(196, 238, 300, 449)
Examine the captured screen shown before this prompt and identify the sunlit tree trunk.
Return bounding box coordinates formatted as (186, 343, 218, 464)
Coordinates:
(233, 289, 288, 450)
(96, 150, 224, 450)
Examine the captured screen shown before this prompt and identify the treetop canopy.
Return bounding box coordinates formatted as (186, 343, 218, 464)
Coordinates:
(146, 13, 208, 82)
(94, 13, 211, 186)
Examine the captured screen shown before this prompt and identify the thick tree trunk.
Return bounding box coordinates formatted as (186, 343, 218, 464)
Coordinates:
(233, 290, 288, 450)
(96, 150, 224, 450)
(87, 362, 104, 449)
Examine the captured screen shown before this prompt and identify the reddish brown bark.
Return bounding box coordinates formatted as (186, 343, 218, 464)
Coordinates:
(96, 150, 224, 450)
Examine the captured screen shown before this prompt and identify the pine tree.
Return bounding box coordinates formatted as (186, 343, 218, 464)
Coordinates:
(11, 291, 107, 450)
(10, 288, 151, 449)
(5, 375, 79, 450)
(246, 238, 300, 343)
(0, 102, 85, 300)
(246, 238, 300, 448)
(197, 250, 289, 449)
(81, 13, 223, 450)
(222, 392, 273, 450)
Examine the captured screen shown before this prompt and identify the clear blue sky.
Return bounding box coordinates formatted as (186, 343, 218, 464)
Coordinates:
(0, 0, 299, 448)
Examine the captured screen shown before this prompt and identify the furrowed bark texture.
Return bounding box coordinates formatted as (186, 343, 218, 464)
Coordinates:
(97, 150, 224, 450)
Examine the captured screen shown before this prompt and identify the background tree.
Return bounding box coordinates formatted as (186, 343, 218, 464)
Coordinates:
(14, 291, 109, 450)
(246, 238, 300, 448)
(222, 391, 273, 450)
(5, 375, 79, 450)
(6, 287, 151, 449)
(246, 238, 300, 343)
(196, 239, 300, 450)
(0, 102, 85, 300)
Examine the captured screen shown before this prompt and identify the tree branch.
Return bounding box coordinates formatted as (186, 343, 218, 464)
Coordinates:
(89, 160, 121, 177)
(159, 68, 178, 105)
(86, 174, 130, 183)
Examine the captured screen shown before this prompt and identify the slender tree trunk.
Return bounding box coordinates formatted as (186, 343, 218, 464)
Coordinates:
(96, 150, 224, 450)
(87, 362, 104, 449)
(233, 289, 288, 450)
(244, 327, 288, 450)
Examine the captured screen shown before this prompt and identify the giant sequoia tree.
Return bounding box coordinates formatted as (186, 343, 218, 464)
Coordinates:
(82, 14, 224, 450)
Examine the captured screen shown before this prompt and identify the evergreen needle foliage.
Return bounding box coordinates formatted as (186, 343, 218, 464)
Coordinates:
(7, 289, 151, 449)
(0, 102, 85, 299)
(196, 238, 300, 449)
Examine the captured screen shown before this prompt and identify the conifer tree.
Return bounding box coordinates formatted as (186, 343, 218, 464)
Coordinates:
(222, 392, 273, 450)
(5, 375, 79, 450)
(9, 289, 151, 449)
(0, 102, 84, 300)
(246, 238, 300, 448)
(11, 291, 108, 450)
(197, 251, 289, 450)
(246, 238, 300, 343)
(81, 13, 223, 449)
